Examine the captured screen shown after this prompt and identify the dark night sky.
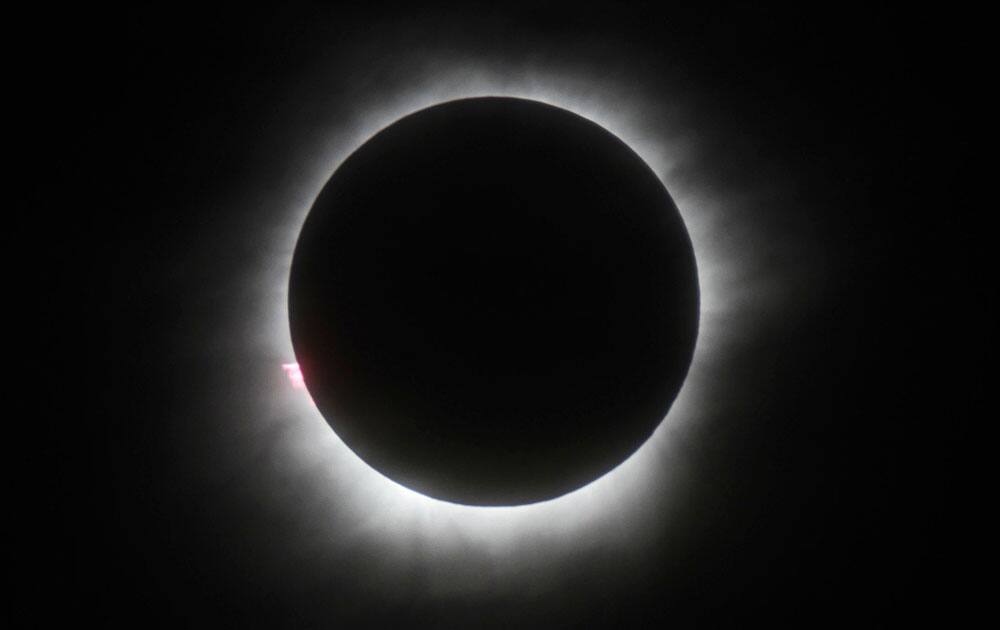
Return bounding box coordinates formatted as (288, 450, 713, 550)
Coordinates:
(18, 3, 985, 627)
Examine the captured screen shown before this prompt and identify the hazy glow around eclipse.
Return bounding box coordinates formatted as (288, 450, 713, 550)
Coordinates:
(226, 54, 790, 595)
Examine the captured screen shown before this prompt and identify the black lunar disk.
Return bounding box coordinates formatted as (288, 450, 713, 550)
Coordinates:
(289, 97, 699, 505)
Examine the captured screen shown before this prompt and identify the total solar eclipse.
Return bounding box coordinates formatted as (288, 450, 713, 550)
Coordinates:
(289, 97, 699, 505)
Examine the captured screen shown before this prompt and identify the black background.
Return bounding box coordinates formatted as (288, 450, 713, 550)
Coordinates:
(19, 3, 984, 627)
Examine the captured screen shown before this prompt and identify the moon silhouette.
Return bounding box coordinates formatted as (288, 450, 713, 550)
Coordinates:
(289, 97, 699, 505)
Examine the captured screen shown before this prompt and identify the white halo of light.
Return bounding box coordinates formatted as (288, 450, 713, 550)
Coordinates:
(231, 55, 784, 596)
(277, 80, 720, 518)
